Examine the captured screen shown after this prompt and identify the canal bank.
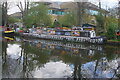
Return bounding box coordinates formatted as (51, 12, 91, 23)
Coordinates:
(107, 40, 120, 45)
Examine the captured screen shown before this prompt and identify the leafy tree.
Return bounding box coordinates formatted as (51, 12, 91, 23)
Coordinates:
(17, 0, 30, 25)
(24, 3, 52, 28)
(59, 12, 76, 27)
(104, 16, 118, 39)
(52, 20, 61, 28)
(1, 2, 8, 26)
(8, 16, 19, 24)
(95, 13, 105, 27)
(106, 23, 117, 40)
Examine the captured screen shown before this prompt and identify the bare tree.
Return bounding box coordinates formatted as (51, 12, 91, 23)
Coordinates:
(17, 0, 30, 26)
(2, 2, 8, 26)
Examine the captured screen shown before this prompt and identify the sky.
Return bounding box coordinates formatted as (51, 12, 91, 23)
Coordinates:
(7, 0, 119, 15)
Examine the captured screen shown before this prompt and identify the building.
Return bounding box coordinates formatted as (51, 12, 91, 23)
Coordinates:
(9, 12, 23, 27)
(60, 2, 109, 25)
(9, 12, 22, 20)
(9, 2, 109, 27)
(46, 2, 67, 22)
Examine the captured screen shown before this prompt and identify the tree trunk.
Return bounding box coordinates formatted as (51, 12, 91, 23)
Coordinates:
(76, 2, 86, 27)
(17, 1, 30, 27)
(2, 2, 8, 26)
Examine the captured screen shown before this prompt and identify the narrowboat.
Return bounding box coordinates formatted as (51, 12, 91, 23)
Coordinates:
(22, 24, 107, 44)
(4, 27, 15, 35)
(55, 28, 96, 38)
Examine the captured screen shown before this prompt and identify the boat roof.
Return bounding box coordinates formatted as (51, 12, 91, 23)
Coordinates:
(55, 30, 95, 32)
(82, 24, 96, 27)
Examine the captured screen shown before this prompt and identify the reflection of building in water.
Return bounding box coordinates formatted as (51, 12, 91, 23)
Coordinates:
(61, 51, 68, 54)
(71, 48, 79, 54)
(36, 42, 42, 48)
(49, 45, 55, 49)
(87, 49, 95, 58)
(81, 57, 118, 78)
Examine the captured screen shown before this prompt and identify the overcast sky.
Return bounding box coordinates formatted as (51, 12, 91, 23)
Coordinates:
(8, 0, 119, 15)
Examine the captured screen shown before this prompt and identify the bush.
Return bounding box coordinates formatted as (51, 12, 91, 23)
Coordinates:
(52, 20, 61, 28)
(106, 23, 117, 40)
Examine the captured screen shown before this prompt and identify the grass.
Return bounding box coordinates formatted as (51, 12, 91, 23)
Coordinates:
(108, 39, 120, 42)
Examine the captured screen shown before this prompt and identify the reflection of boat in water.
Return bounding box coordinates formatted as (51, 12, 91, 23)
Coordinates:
(23, 38, 104, 58)
(81, 58, 118, 78)
(4, 36, 14, 41)
(0, 36, 14, 41)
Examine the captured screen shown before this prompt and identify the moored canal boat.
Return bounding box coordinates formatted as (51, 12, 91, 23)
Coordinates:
(1, 26, 14, 35)
(22, 24, 107, 44)
(4, 27, 15, 35)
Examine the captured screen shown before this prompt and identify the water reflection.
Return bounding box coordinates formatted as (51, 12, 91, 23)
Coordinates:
(32, 61, 72, 78)
(81, 59, 118, 78)
(7, 44, 22, 59)
(2, 37, 120, 78)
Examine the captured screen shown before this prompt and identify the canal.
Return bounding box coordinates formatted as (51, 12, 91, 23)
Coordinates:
(1, 36, 120, 78)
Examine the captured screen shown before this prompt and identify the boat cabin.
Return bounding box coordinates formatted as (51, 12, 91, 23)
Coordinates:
(73, 30, 96, 38)
(55, 30, 72, 36)
(55, 30, 96, 38)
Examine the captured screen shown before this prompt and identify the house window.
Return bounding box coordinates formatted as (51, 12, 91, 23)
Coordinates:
(48, 10, 52, 14)
(89, 10, 98, 15)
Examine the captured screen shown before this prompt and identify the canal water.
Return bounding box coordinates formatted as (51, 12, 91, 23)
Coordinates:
(2, 36, 120, 78)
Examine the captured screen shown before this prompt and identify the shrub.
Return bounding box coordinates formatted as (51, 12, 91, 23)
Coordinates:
(106, 23, 117, 40)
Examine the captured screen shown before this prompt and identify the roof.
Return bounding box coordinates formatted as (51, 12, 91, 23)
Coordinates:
(49, 7, 68, 11)
(82, 24, 96, 27)
(48, 2, 61, 9)
(60, 2, 109, 13)
(9, 12, 22, 17)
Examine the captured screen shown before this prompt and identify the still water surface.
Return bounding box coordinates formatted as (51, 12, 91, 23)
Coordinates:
(2, 36, 120, 78)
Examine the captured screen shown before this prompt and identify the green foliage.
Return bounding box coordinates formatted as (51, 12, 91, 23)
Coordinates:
(59, 12, 76, 27)
(24, 3, 52, 28)
(8, 16, 19, 24)
(106, 23, 117, 39)
(95, 12, 119, 36)
(52, 20, 61, 28)
(105, 16, 118, 40)
(95, 13, 105, 28)
(106, 16, 118, 29)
